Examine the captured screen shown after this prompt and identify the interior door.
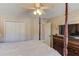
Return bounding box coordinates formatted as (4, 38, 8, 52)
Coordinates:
(44, 22, 51, 46)
(4, 21, 26, 42)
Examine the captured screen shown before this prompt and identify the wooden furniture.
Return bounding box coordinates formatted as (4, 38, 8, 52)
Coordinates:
(53, 35, 79, 56)
(64, 3, 68, 56)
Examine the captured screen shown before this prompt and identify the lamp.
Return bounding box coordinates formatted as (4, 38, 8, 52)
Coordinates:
(33, 9, 43, 15)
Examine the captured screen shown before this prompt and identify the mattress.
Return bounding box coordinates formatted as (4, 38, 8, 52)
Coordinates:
(0, 40, 61, 56)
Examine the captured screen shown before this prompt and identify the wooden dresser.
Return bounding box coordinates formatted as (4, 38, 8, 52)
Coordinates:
(53, 35, 79, 56)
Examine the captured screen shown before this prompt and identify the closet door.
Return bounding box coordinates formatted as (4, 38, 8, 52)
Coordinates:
(4, 21, 26, 42)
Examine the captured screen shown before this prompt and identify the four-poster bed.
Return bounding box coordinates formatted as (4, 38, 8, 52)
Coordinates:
(53, 3, 69, 56)
(53, 3, 79, 56)
(63, 3, 68, 56)
(53, 35, 79, 56)
(39, 17, 41, 40)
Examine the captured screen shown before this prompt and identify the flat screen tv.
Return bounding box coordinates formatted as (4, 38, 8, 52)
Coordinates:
(59, 24, 79, 36)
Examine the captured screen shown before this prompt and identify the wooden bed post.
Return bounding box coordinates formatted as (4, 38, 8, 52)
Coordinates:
(63, 3, 68, 56)
(39, 17, 41, 40)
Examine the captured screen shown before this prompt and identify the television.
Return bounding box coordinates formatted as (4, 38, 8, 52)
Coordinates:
(59, 24, 79, 36)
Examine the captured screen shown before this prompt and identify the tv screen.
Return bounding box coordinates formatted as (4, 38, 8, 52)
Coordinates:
(59, 24, 79, 36)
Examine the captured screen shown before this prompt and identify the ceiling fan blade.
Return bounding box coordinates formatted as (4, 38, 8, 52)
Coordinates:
(34, 3, 54, 9)
(23, 7, 35, 9)
(34, 3, 41, 8)
(20, 4, 35, 10)
(41, 6, 53, 9)
(22, 9, 33, 13)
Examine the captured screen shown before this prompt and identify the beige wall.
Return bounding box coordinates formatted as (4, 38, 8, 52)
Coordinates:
(0, 16, 4, 42)
(0, 16, 39, 42)
(30, 17, 39, 40)
(51, 10, 79, 35)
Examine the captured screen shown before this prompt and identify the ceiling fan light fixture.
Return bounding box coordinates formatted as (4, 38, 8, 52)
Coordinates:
(38, 11, 42, 15)
(33, 10, 37, 15)
(33, 9, 42, 16)
(36, 9, 42, 15)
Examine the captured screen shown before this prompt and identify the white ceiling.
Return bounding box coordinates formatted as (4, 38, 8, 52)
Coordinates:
(0, 3, 79, 19)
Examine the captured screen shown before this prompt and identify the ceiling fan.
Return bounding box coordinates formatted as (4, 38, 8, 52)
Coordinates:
(22, 3, 53, 15)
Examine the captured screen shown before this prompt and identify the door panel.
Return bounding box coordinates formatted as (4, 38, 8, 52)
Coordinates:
(4, 21, 27, 42)
(41, 22, 51, 46)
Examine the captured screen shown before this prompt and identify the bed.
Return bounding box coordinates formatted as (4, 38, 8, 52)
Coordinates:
(0, 40, 61, 56)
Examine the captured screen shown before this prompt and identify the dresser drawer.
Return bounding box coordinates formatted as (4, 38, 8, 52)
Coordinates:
(68, 45, 79, 56)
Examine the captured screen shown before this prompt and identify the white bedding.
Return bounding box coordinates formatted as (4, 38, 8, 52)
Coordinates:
(0, 40, 61, 56)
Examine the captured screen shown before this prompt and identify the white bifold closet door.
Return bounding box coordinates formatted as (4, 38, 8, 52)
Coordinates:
(4, 21, 27, 42)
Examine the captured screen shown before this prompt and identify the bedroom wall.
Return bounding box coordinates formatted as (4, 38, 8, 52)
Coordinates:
(51, 11, 79, 35)
(0, 16, 39, 42)
(47, 3, 79, 47)
(0, 3, 39, 42)
(30, 17, 39, 40)
(0, 16, 4, 42)
(50, 3, 79, 35)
